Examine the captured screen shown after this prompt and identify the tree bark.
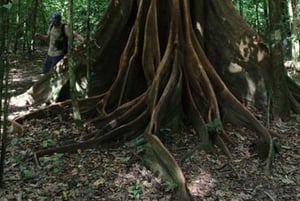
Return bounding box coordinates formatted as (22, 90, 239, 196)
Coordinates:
(268, 0, 291, 120)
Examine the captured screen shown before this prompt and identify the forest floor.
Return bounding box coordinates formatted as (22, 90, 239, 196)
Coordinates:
(0, 49, 299, 201)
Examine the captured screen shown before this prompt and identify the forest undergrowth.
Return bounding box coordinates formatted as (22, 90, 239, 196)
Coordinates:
(0, 49, 299, 201)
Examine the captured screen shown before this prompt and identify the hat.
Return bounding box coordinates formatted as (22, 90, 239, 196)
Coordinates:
(50, 12, 61, 23)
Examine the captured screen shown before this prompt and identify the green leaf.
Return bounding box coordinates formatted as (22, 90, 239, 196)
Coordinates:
(127, 136, 145, 147)
(62, 191, 69, 200)
(162, 181, 178, 191)
(23, 169, 34, 178)
(290, 114, 300, 122)
(42, 140, 49, 148)
(118, 156, 131, 162)
(20, 166, 34, 178)
(54, 153, 64, 158)
(206, 118, 222, 132)
(2, 2, 12, 10)
(159, 128, 171, 134)
(11, 137, 18, 145)
(42, 139, 57, 148)
(39, 196, 49, 201)
(127, 183, 142, 199)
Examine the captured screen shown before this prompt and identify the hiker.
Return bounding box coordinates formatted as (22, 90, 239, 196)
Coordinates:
(35, 11, 84, 74)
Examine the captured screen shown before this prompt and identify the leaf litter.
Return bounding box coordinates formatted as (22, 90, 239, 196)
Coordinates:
(0, 50, 299, 201)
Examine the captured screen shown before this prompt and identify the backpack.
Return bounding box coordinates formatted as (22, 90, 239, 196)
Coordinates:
(50, 23, 68, 55)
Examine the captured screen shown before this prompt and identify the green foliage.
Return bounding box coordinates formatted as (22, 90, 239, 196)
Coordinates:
(43, 153, 64, 173)
(231, 0, 300, 55)
(39, 196, 50, 201)
(2, 2, 13, 10)
(117, 156, 131, 162)
(4, 0, 109, 52)
(52, 153, 64, 166)
(127, 183, 143, 200)
(232, 0, 268, 38)
(19, 165, 34, 178)
(42, 0, 108, 33)
(10, 137, 18, 145)
(206, 118, 222, 133)
(290, 113, 300, 123)
(162, 180, 178, 192)
(42, 138, 57, 148)
(159, 128, 171, 135)
(62, 190, 69, 200)
(127, 136, 146, 153)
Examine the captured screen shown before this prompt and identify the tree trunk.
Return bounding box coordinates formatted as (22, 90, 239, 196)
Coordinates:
(68, 0, 82, 125)
(268, 0, 291, 120)
(288, 0, 300, 60)
(11, 0, 300, 199)
(0, 0, 11, 185)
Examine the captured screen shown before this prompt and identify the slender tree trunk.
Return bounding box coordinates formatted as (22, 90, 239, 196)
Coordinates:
(0, 0, 10, 186)
(13, 0, 21, 52)
(268, 0, 290, 120)
(281, 0, 292, 59)
(68, 0, 81, 125)
(22, 1, 29, 52)
(30, 0, 39, 52)
(0, 0, 5, 136)
(86, 0, 91, 96)
(254, 0, 260, 32)
(288, 0, 300, 60)
(0, 1, 5, 52)
(238, 0, 244, 16)
(0, 52, 10, 187)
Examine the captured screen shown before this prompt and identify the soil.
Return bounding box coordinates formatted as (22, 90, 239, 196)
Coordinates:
(0, 49, 299, 201)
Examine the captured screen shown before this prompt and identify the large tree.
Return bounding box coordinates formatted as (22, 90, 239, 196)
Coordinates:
(10, 0, 300, 200)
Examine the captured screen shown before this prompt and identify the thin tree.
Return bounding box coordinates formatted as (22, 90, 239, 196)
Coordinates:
(30, 0, 39, 52)
(0, 0, 11, 186)
(85, 0, 91, 96)
(288, 0, 300, 60)
(68, 0, 81, 125)
(268, 0, 290, 119)
(13, 0, 21, 52)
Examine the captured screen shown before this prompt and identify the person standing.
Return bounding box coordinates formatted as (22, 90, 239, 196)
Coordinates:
(35, 11, 84, 74)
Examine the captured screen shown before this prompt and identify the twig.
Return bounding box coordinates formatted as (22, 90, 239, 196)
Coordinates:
(263, 191, 276, 201)
(33, 153, 41, 169)
(216, 162, 241, 179)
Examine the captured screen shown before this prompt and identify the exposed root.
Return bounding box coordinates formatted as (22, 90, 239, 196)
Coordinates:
(145, 134, 191, 201)
(8, 119, 24, 134)
(13, 95, 102, 124)
(219, 91, 274, 173)
(36, 108, 149, 157)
